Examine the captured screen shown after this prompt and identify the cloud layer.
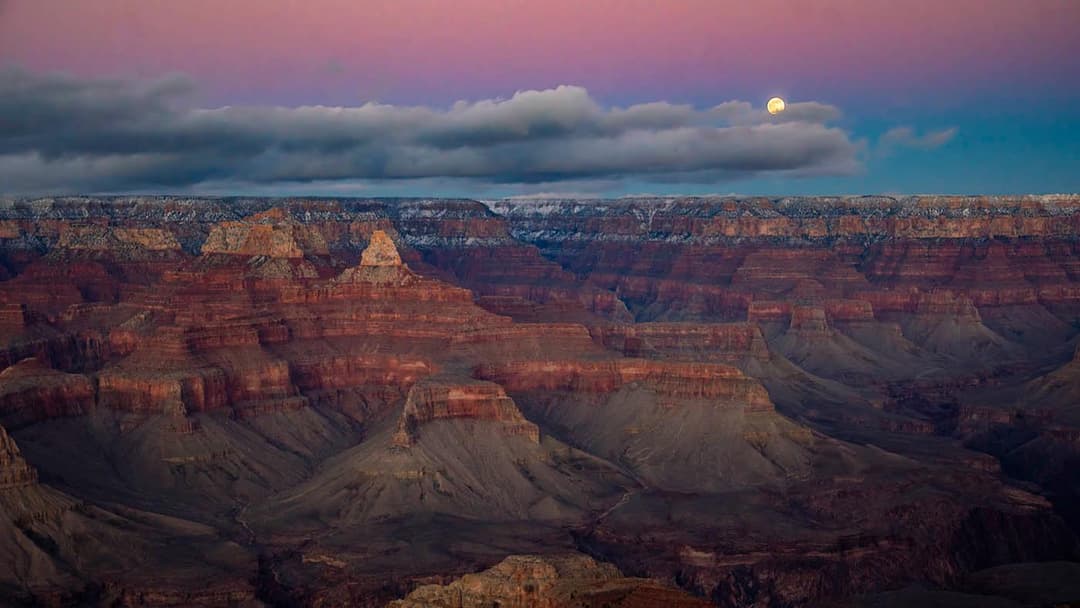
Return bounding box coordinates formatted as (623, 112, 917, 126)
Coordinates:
(0, 68, 862, 194)
(880, 126, 958, 151)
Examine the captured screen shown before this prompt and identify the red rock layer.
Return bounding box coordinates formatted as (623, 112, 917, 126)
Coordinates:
(289, 353, 432, 394)
(421, 245, 632, 322)
(476, 359, 772, 409)
(857, 288, 983, 317)
(392, 379, 540, 447)
(0, 260, 116, 314)
(47, 224, 525, 426)
(589, 322, 770, 362)
(0, 358, 95, 427)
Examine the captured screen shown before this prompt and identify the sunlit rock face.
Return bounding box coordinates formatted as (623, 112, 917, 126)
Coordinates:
(359, 229, 403, 267)
(201, 207, 330, 259)
(0, 195, 1077, 606)
(336, 229, 416, 285)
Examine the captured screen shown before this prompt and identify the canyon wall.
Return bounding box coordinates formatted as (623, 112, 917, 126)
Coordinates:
(0, 195, 1077, 607)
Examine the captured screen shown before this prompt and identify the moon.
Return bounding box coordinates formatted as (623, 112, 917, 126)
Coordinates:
(767, 97, 786, 115)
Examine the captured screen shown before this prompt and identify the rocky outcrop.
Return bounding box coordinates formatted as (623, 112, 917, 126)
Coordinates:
(0, 423, 37, 488)
(200, 207, 329, 258)
(393, 379, 539, 447)
(335, 229, 416, 285)
(359, 229, 403, 267)
(788, 306, 830, 335)
(387, 554, 710, 608)
(0, 358, 94, 426)
(92, 318, 313, 421)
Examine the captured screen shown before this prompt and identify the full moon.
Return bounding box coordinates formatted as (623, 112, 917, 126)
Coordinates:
(767, 97, 786, 115)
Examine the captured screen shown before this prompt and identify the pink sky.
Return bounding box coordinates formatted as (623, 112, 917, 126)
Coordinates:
(2, 0, 1077, 107)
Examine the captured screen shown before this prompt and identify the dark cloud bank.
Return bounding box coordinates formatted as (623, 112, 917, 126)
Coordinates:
(0, 67, 862, 194)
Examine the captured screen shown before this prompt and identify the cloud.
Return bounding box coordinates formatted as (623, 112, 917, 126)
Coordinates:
(879, 126, 957, 152)
(0, 67, 863, 194)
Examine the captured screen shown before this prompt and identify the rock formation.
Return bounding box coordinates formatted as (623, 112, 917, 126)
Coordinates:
(393, 378, 540, 447)
(0, 195, 1077, 606)
(201, 207, 329, 258)
(388, 554, 711, 608)
(337, 229, 415, 285)
(0, 358, 95, 426)
(360, 229, 404, 267)
(0, 423, 37, 488)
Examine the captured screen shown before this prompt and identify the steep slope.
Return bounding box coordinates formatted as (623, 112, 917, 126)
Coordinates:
(768, 305, 924, 385)
(255, 377, 628, 529)
(0, 423, 259, 605)
(478, 359, 813, 492)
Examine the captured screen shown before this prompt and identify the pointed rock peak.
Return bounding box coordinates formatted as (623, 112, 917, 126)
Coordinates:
(335, 230, 412, 284)
(360, 230, 403, 267)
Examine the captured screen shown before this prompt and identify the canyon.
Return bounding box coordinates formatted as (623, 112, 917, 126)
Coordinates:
(0, 195, 1078, 606)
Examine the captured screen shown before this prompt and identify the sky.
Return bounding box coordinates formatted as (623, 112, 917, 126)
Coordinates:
(1, 0, 1077, 197)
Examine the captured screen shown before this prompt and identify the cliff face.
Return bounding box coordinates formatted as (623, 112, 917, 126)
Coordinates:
(0, 358, 95, 427)
(201, 207, 330, 258)
(0, 195, 1078, 606)
(486, 195, 1080, 239)
(489, 197, 1080, 330)
(0, 423, 37, 489)
(476, 359, 772, 406)
(392, 378, 540, 447)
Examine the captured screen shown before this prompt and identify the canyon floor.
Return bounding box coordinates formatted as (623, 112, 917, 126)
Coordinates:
(0, 195, 1079, 607)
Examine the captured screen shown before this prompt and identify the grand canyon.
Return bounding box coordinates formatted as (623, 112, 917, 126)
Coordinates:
(0, 195, 1077, 606)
